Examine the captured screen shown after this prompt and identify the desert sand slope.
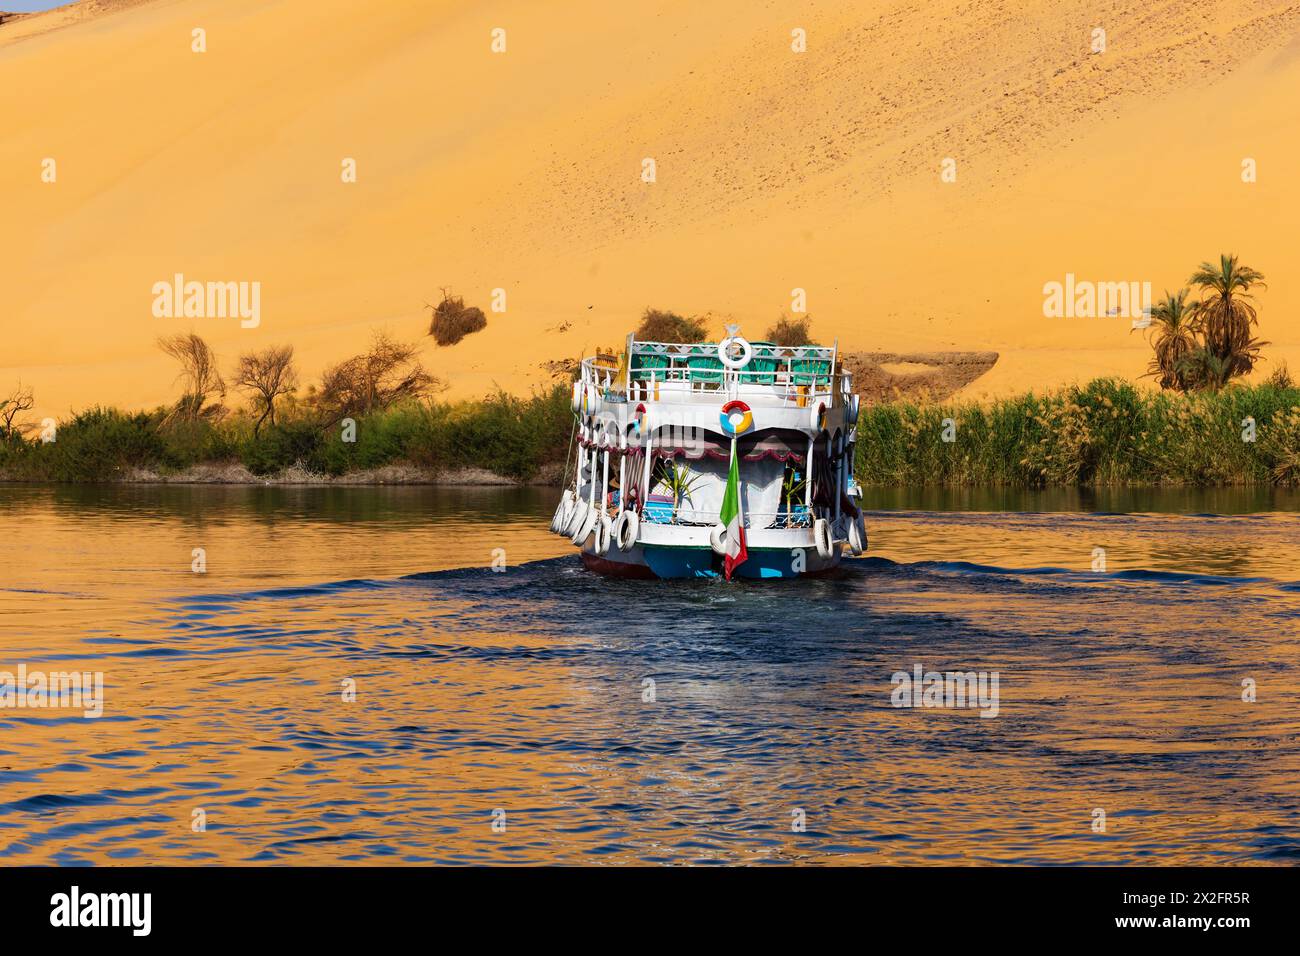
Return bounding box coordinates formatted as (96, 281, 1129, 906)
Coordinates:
(3, 0, 1300, 422)
(0, 0, 152, 44)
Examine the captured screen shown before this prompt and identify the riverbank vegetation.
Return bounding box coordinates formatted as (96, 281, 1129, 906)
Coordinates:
(856, 376, 1300, 487)
(3, 376, 1295, 486)
(1, 327, 572, 483)
(2, 254, 1295, 486)
(0, 386, 574, 483)
(856, 253, 1294, 485)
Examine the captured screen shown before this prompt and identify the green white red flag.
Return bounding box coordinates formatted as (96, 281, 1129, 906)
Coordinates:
(719, 438, 747, 580)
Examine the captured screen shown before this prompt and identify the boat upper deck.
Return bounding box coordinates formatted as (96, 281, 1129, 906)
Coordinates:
(581, 339, 852, 408)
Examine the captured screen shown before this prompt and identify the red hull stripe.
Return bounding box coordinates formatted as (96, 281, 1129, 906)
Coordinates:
(579, 551, 658, 579)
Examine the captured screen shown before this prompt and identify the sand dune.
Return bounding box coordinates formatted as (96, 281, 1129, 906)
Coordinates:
(3, 0, 1299, 422)
(0, 0, 151, 44)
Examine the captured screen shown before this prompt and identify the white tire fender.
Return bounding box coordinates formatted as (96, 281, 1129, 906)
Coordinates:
(813, 517, 834, 560)
(555, 492, 577, 534)
(571, 506, 598, 545)
(613, 510, 640, 551)
(584, 381, 602, 416)
(709, 523, 729, 556)
(565, 499, 589, 538)
(847, 512, 866, 556)
(595, 515, 613, 555)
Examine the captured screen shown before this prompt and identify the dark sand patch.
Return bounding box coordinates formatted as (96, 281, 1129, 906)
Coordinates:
(842, 351, 999, 404)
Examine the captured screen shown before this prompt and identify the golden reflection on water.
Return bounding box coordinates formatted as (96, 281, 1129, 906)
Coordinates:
(1, 484, 1298, 865)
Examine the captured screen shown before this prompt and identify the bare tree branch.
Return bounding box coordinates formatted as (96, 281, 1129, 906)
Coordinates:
(232, 345, 298, 437)
(157, 333, 225, 420)
(314, 331, 441, 424)
(0, 383, 35, 440)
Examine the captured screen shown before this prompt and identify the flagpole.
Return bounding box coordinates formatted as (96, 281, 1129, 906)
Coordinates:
(732, 436, 742, 530)
(718, 405, 750, 582)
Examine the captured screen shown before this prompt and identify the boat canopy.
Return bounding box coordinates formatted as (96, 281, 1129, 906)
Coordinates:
(576, 427, 850, 463)
(653, 427, 812, 462)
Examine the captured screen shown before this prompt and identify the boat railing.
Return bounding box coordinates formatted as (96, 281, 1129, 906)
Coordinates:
(580, 356, 852, 407)
(630, 340, 835, 364)
(639, 507, 814, 529)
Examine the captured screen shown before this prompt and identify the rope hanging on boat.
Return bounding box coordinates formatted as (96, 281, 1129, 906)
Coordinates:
(559, 411, 578, 491)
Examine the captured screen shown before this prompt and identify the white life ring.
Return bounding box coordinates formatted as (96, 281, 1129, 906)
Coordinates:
(565, 499, 590, 538)
(718, 335, 753, 370)
(571, 506, 598, 545)
(584, 381, 602, 416)
(613, 510, 639, 551)
(847, 512, 866, 556)
(709, 523, 729, 555)
(571, 380, 583, 413)
(595, 515, 613, 555)
(813, 517, 834, 559)
(810, 401, 827, 432)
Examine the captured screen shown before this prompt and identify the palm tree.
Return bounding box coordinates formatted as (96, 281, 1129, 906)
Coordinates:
(1187, 254, 1268, 382)
(1137, 289, 1197, 391)
(659, 460, 703, 518)
(1174, 347, 1230, 393)
(781, 468, 807, 513)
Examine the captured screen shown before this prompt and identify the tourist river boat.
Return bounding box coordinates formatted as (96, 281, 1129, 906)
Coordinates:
(549, 326, 866, 579)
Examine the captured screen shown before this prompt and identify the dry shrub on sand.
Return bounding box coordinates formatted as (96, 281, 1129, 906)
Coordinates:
(428, 292, 487, 346)
(765, 312, 814, 346)
(1265, 362, 1294, 390)
(635, 308, 707, 343)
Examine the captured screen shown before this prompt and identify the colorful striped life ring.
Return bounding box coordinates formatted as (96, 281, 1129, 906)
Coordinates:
(719, 400, 753, 436)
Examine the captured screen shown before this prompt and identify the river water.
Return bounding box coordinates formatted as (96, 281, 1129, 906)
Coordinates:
(2, 484, 1298, 865)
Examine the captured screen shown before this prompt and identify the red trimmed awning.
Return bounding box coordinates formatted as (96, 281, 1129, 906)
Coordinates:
(653, 428, 808, 463)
